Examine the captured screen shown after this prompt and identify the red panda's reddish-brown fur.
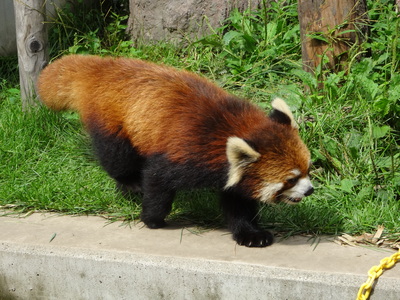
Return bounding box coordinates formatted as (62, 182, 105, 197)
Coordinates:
(37, 55, 313, 247)
(38, 56, 268, 166)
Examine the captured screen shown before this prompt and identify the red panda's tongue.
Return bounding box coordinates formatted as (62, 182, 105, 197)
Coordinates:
(289, 197, 302, 203)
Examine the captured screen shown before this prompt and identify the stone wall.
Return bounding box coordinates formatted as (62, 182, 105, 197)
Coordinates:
(128, 0, 262, 45)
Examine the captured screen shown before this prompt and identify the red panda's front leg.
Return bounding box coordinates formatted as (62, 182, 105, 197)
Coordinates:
(220, 189, 274, 247)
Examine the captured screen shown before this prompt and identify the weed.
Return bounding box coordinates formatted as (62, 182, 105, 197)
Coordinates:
(0, 56, 19, 86)
(46, 0, 129, 57)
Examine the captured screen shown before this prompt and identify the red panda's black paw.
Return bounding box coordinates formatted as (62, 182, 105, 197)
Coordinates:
(142, 218, 167, 229)
(234, 230, 274, 247)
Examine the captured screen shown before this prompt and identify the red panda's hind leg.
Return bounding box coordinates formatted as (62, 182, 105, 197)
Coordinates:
(89, 126, 145, 194)
(140, 155, 177, 228)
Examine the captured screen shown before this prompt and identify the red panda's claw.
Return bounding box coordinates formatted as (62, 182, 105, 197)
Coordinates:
(235, 230, 274, 248)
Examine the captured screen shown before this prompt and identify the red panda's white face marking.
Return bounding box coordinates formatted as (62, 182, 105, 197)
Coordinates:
(258, 182, 284, 203)
(256, 167, 313, 204)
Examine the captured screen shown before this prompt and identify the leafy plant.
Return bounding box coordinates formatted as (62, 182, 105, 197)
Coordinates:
(195, 1, 301, 90)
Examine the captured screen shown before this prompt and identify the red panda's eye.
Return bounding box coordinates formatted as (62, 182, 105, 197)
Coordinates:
(287, 177, 299, 185)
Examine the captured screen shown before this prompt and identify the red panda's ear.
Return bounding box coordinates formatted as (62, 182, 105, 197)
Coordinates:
(269, 98, 298, 129)
(225, 137, 261, 189)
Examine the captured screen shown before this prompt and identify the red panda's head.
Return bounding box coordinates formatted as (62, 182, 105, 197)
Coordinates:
(224, 98, 314, 204)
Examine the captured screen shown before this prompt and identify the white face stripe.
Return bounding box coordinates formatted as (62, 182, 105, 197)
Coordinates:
(296, 177, 313, 194)
(258, 182, 284, 203)
(289, 169, 301, 177)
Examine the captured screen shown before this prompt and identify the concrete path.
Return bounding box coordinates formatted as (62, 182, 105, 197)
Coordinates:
(0, 213, 399, 299)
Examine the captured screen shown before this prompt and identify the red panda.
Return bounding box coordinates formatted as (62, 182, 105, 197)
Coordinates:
(37, 55, 314, 247)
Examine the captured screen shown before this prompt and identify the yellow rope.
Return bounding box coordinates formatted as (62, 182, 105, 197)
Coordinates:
(356, 249, 400, 300)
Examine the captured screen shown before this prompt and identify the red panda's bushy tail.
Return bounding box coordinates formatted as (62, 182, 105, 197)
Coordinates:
(37, 55, 86, 112)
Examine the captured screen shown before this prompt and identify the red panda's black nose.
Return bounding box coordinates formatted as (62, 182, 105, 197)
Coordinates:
(304, 187, 314, 196)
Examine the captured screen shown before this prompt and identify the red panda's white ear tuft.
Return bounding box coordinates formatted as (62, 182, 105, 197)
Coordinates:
(224, 137, 261, 189)
(270, 98, 298, 129)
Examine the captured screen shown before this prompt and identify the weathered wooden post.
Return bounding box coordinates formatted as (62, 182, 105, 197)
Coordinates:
(298, 0, 368, 74)
(14, 0, 48, 110)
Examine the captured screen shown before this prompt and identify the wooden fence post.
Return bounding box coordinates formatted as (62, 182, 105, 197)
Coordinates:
(14, 0, 48, 110)
(298, 0, 368, 74)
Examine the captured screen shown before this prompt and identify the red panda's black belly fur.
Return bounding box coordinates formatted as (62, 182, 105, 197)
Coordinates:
(90, 123, 229, 191)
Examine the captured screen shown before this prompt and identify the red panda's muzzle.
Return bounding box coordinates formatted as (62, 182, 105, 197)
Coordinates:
(277, 178, 314, 205)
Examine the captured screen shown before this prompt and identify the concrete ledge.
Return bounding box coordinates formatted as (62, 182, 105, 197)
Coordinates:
(0, 213, 399, 299)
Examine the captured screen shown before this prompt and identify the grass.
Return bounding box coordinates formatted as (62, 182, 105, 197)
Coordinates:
(1, 0, 399, 241)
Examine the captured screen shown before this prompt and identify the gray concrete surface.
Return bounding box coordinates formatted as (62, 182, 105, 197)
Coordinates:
(0, 213, 399, 299)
